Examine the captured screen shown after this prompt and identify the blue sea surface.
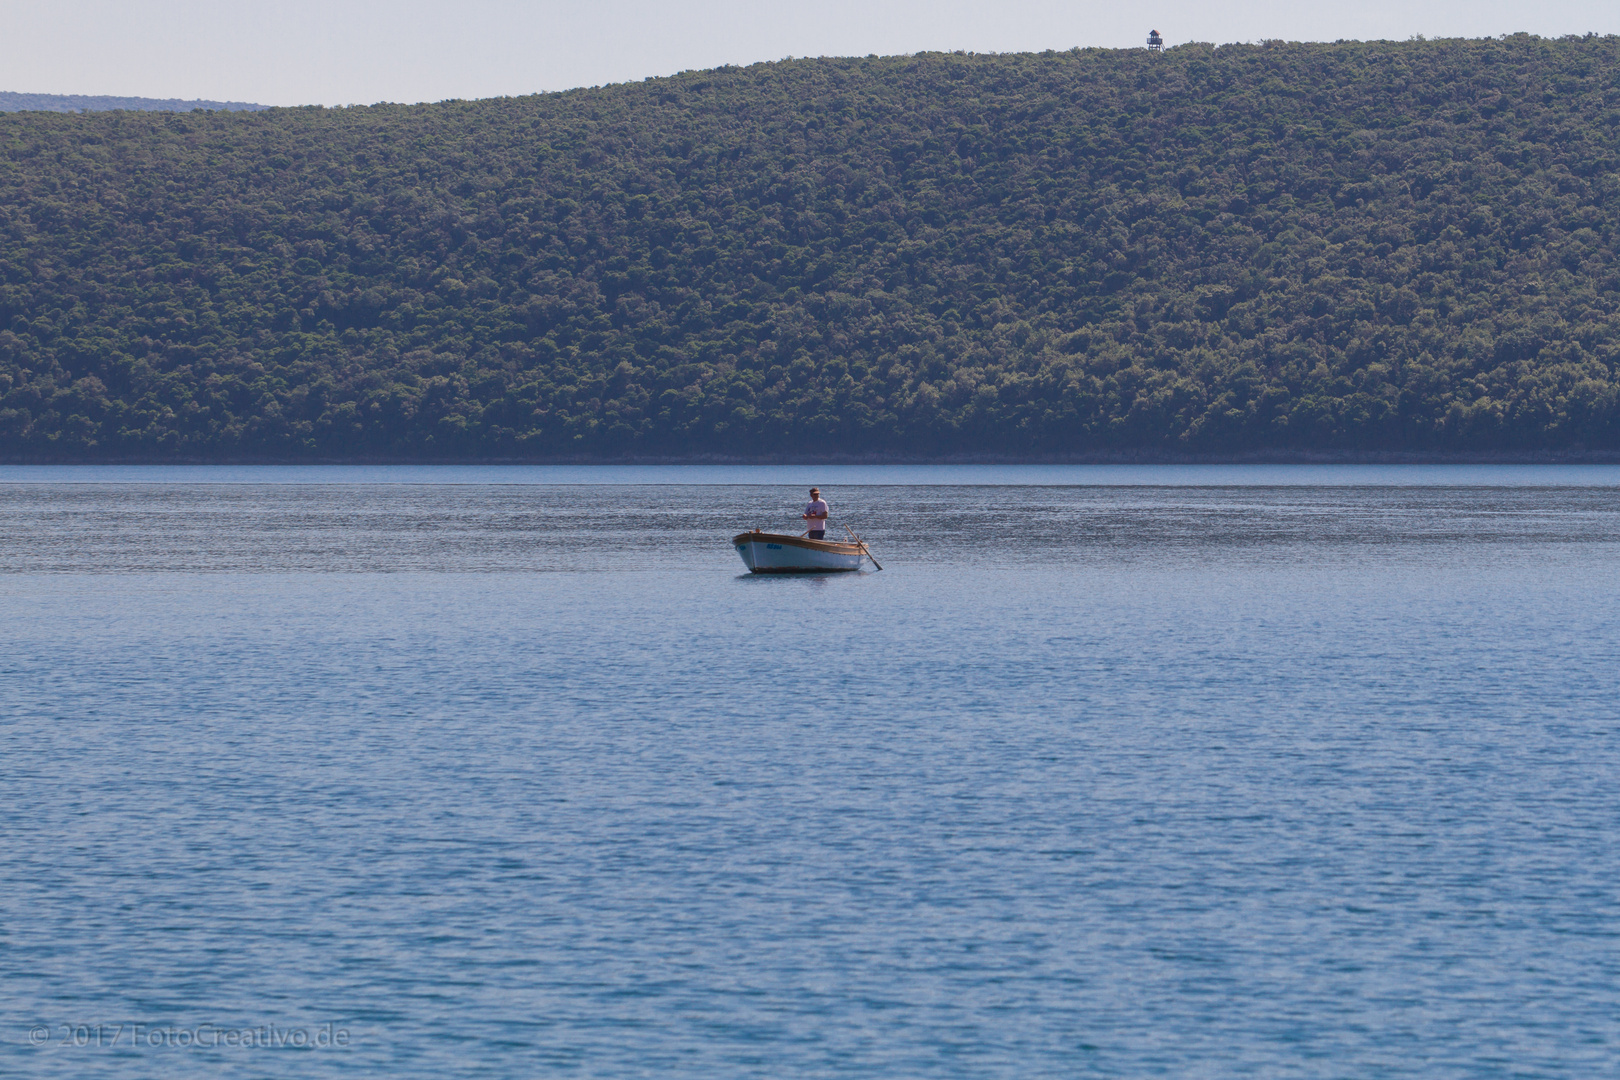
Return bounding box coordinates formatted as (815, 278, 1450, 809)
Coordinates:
(3, 466, 1619, 1077)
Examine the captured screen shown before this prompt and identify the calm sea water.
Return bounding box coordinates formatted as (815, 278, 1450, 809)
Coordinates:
(4, 466, 1620, 1078)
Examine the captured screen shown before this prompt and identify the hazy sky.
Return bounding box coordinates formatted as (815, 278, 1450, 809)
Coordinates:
(4, 0, 1616, 106)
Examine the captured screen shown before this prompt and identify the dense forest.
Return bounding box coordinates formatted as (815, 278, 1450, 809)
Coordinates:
(2, 35, 1619, 461)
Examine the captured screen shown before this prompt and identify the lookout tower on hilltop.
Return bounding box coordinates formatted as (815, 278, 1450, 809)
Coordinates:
(1147, 29, 1164, 52)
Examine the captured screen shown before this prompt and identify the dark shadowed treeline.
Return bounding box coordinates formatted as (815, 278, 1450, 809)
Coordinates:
(2, 35, 1619, 460)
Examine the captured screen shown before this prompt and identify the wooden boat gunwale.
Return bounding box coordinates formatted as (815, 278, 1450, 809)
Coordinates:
(730, 530, 863, 555)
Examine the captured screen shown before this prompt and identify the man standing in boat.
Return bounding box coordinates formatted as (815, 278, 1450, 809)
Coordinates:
(803, 488, 829, 540)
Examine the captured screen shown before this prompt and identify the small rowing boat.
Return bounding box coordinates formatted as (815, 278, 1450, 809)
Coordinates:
(732, 529, 866, 573)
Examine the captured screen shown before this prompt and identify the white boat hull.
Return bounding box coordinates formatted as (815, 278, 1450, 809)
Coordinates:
(732, 531, 864, 573)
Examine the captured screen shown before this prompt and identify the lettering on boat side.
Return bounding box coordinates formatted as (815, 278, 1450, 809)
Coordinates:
(765, 543, 783, 549)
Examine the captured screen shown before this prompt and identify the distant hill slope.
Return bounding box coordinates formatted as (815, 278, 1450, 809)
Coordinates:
(1, 36, 1619, 461)
(0, 91, 267, 113)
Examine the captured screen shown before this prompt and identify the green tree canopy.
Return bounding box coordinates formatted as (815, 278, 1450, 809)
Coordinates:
(2, 35, 1619, 460)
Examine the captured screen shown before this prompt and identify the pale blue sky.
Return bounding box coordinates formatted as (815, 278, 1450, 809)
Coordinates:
(3, 0, 1616, 106)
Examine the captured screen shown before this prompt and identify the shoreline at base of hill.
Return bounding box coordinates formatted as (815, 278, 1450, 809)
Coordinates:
(7, 449, 1620, 466)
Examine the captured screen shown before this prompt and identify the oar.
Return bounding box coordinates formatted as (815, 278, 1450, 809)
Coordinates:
(844, 524, 883, 570)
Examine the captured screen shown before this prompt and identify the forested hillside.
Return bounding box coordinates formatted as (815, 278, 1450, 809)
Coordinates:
(2, 35, 1619, 460)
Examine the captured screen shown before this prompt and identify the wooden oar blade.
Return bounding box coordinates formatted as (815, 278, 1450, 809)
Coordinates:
(844, 524, 883, 570)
